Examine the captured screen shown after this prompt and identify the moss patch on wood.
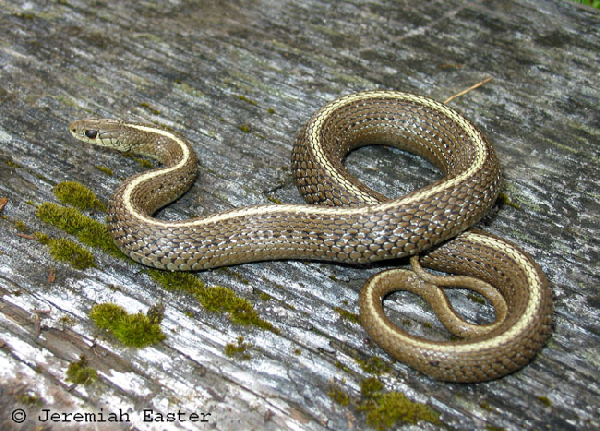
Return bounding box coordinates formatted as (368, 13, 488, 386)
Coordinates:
(224, 335, 252, 360)
(238, 94, 258, 106)
(53, 181, 106, 212)
(95, 165, 114, 176)
(356, 356, 392, 375)
(89, 302, 166, 348)
(334, 306, 360, 325)
(35, 233, 96, 269)
(66, 355, 98, 385)
(19, 391, 43, 407)
(215, 266, 250, 284)
(358, 377, 440, 430)
(496, 191, 521, 210)
(146, 269, 278, 334)
(36, 202, 122, 257)
(361, 390, 440, 430)
(537, 395, 552, 407)
(328, 384, 350, 406)
(327, 377, 440, 430)
(238, 123, 252, 133)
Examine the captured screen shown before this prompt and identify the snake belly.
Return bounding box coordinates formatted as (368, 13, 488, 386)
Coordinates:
(69, 90, 552, 382)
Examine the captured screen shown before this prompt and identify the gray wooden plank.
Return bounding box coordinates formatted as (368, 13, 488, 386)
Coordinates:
(0, 0, 599, 430)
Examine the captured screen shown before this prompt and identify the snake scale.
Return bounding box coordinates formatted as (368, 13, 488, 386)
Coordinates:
(70, 90, 552, 383)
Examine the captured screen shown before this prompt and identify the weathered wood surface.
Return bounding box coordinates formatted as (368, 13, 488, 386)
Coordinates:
(1, 0, 599, 430)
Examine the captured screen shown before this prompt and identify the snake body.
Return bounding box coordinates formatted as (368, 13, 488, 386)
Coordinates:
(70, 91, 552, 382)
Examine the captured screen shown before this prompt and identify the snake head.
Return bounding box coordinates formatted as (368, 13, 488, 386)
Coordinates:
(69, 118, 133, 152)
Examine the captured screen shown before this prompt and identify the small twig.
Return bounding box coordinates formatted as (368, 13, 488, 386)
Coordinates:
(264, 409, 275, 422)
(0, 197, 7, 213)
(33, 308, 52, 337)
(16, 233, 36, 240)
(444, 77, 493, 104)
(47, 268, 56, 284)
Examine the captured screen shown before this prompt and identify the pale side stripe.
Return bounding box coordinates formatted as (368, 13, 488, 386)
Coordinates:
(120, 92, 489, 229)
(367, 231, 542, 351)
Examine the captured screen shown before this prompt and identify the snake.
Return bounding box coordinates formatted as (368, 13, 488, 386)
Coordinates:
(69, 90, 552, 383)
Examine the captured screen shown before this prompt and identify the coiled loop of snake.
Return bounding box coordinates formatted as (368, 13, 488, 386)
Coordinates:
(70, 91, 552, 382)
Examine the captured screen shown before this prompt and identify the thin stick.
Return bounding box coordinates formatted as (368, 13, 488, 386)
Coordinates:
(444, 77, 493, 104)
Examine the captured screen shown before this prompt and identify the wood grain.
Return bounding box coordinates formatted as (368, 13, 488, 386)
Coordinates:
(0, 1, 599, 430)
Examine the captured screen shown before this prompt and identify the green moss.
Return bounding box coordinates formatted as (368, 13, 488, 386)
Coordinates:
(467, 293, 486, 304)
(239, 124, 252, 133)
(257, 290, 274, 301)
(146, 269, 278, 333)
(123, 153, 155, 169)
(215, 267, 250, 284)
(360, 377, 384, 398)
(54, 181, 106, 212)
(137, 158, 154, 168)
(293, 348, 302, 355)
(175, 82, 206, 98)
(357, 356, 391, 375)
(501, 182, 542, 213)
(89, 303, 166, 348)
(59, 316, 75, 327)
(21, 393, 42, 406)
(479, 401, 494, 411)
(95, 165, 114, 176)
(266, 195, 282, 204)
(146, 302, 166, 325)
(335, 360, 351, 373)
(238, 95, 258, 106)
(4, 158, 23, 168)
(358, 377, 440, 429)
(15, 12, 36, 20)
(224, 335, 252, 360)
(328, 385, 350, 406)
(267, 108, 276, 115)
(139, 102, 161, 115)
(334, 306, 360, 325)
(485, 426, 505, 431)
(203, 286, 267, 326)
(363, 391, 440, 430)
(66, 355, 98, 385)
(58, 0, 74, 8)
(147, 269, 206, 293)
(19, 391, 43, 407)
(14, 220, 27, 232)
(46, 237, 96, 269)
(36, 202, 122, 257)
(496, 191, 521, 210)
(537, 396, 552, 407)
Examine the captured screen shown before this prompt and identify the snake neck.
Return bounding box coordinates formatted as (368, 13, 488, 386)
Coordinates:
(111, 125, 199, 217)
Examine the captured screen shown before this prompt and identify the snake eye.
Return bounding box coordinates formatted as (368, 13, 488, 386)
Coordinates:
(85, 130, 98, 139)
